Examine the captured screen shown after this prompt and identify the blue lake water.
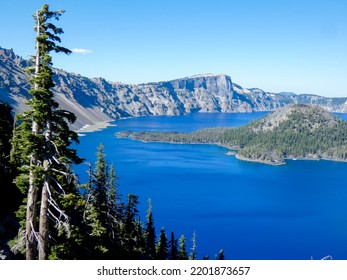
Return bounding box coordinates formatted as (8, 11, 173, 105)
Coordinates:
(74, 112, 347, 260)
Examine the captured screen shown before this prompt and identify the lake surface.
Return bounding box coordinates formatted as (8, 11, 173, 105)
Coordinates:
(74, 112, 347, 260)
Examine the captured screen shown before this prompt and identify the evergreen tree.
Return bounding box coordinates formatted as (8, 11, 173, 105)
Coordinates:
(189, 231, 197, 260)
(156, 227, 168, 260)
(178, 234, 188, 260)
(80, 145, 111, 258)
(10, 4, 82, 260)
(124, 194, 139, 236)
(133, 218, 146, 258)
(106, 163, 120, 248)
(92, 143, 108, 226)
(216, 249, 225, 260)
(107, 163, 119, 225)
(144, 199, 156, 259)
(121, 193, 140, 258)
(168, 231, 178, 260)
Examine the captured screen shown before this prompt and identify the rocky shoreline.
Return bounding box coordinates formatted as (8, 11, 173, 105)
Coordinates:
(232, 152, 347, 166)
(77, 121, 116, 135)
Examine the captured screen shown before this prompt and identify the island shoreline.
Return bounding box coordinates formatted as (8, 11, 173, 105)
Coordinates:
(117, 132, 347, 166)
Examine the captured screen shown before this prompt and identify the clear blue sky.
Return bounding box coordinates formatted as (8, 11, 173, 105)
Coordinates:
(1, 0, 346, 97)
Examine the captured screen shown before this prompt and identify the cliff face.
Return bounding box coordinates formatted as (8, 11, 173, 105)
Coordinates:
(0, 48, 113, 129)
(1, 47, 347, 130)
(0, 48, 31, 113)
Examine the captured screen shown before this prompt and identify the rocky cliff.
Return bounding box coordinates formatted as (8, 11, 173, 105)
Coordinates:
(1, 47, 347, 130)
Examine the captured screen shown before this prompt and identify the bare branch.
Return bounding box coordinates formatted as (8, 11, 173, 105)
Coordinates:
(51, 168, 70, 176)
(51, 177, 66, 196)
(30, 221, 42, 253)
(50, 140, 60, 156)
(51, 155, 60, 164)
(48, 198, 68, 221)
(48, 208, 70, 237)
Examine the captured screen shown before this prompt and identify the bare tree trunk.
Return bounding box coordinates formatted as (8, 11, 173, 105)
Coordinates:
(38, 119, 52, 260)
(26, 11, 41, 260)
(26, 101, 40, 260)
(38, 174, 49, 260)
(26, 158, 38, 260)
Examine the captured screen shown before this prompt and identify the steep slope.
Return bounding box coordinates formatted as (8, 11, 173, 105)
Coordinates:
(0, 48, 112, 129)
(124, 104, 347, 165)
(0, 48, 30, 113)
(1, 47, 347, 130)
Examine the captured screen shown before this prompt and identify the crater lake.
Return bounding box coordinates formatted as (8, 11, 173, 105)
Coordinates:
(73, 112, 347, 260)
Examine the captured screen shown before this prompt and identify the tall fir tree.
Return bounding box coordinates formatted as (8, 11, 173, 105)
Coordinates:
(92, 143, 108, 227)
(144, 199, 156, 259)
(10, 4, 82, 260)
(106, 163, 120, 251)
(178, 234, 188, 260)
(168, 231, 178, 260)
(133, 218, 146, 258)
(107, 163, 119, 226)
(156, 227, 168, 260)
(81, 145, 110, 258)
(122, 193, 140, 258)
(189, 231, 197, 260)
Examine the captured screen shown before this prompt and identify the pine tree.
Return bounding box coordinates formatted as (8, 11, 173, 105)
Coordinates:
(107, 163, 119, 224)
(124, 194, 139, 236)
(121, 193, 140, 258)
(178, 234, 188, 260)
(168, 231, 178, 260)
(133, 218, 146, 259)
(107, 163, 120, 244)
(144, 199, 156, 259)
(80, 145, 110, 258)
(216, 249, 225, 260)
(189, 231, 197, 260)
(10, 4, 82, 260)
(156, 227, 168, 260)
(92, 143, 108, 226)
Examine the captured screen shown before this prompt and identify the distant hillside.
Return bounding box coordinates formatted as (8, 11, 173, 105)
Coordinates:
(1, 47, 347, 130)
(121, 104, 347, 165)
